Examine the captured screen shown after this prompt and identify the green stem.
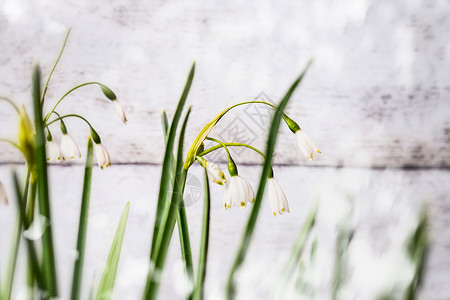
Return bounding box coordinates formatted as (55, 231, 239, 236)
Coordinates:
(200, 142, 265, 158)
(71, 137, 94, 300)
(204, 137, 237, 176)
(11, 171, 46, 292)
(199, 141, 274, 177)
(33, 65, 58, 296)
(43, 82, 102, 123)
(41, 28, 71, 105)
(44, 114, 95, 130)
(193, 168, 211, 300)
(1, 170, 30, 300)
(225, 60, 312, 299)
(0, 96, 20, 113)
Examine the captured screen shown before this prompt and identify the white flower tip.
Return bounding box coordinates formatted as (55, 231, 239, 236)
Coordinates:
(113, 99, 128, 125)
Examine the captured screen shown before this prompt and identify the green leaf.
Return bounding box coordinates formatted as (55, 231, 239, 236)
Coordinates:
(161, 107, 194, 299)
(144, 107, 192, 300)
(150, 62, 195, 261)
(71, 137, 94, 300)
(11, 171, 45, 292)
(33, 65, 58, 296)
(1, 171, 30, 300)
(96, 202, 130, 300)
(193, 168, 211, 300)
(225, 60, 312, 299)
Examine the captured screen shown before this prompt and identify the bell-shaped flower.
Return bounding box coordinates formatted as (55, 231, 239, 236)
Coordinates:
(61, 133, 81, 160)
(0, 181, 8, 205)
(206, 162, 227, 185)
(267, 178, 290, 216)
(223, 175, 254, 209)
(113, 99, 127, 125)
(295, 130, 321, 160)
(46, 140, 61, 162)
(94, 142, 111, 169)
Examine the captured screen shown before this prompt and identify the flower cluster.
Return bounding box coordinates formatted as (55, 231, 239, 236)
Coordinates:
(44, 85, 126, 169)
(194, 104, 320, 216)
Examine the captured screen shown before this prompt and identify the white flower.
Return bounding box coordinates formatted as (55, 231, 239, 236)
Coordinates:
(113, 99, 127, 125)
(206, 162, 227, 185)
(46, 141, 61, 162)
(223, 175, 254, 209)
(268, 178, 290, 216)
(94, 143, 111, 169)
(295, 130, 321, 160)
(61, 134, 81, 160)
(0, 181, 8, 205)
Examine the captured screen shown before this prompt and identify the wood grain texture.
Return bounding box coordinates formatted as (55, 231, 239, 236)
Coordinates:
(0, 165, 448, 299)
(0, 0, 449, 167)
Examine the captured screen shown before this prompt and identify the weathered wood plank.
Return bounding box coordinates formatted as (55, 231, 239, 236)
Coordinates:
(0, 165, 448, 299)
(1, 0, 449, 167)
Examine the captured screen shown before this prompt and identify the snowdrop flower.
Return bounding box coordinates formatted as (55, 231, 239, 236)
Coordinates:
(100, 83, 127, 124)
(0, 182, 8, 205)
(268, 178, 290, 216)
(61, 133, 81, 160)
(94, 142, 111, 169)
(223, 175, 254, 209)
(46, 140, 61, 162)
(295, 130, 321, 160)
(113, 99, 127, 125)
(206, 162, 227, 185)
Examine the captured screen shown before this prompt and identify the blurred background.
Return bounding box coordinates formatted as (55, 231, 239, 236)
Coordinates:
(0, 0, 449, 299)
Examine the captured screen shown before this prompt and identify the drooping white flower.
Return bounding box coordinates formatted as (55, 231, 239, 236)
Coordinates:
(223, 175, 254, 209)
(0, 181, 8, 205)
(295, 130, 321, 160)
(206, 162, 227, 185)
(94, 142, 111, 169)
(268, 178, 290, 216)
(113, 99, 127, 125)
(46, 140, 61, 162)
(61, 134, 81, 160)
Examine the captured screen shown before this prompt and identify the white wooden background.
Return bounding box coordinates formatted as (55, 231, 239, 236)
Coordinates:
(0, 0, 449, 299)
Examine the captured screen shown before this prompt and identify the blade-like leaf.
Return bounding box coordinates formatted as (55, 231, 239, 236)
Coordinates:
(96, 202, 130, 300)
(162, 107, 194, 299)
(193, 168, 211, 300)
(1, 171, 30, 300)
(11, 171, 45, 292)
(144, 107, 192, 300)
(33, 65, 58, 296)
(71, 137, 94, 300)
(225, 60, 312, 299)
(150, 63, 195, 260)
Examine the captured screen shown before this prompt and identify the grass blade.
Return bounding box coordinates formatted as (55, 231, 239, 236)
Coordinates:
(1, 171, 30, 300)
(150, 63, 195, 260)
(176, 198, 194, 298)
(71, 137, 94, 300)
(193, 168, 211, 300)
(162, 108, 194, 299)
(96, 202, 130, 300)
(33, 65, 58, 296)
(144, 107, 192, 300)
(225, 60, 312, 299)
(11, 171, 45, 292)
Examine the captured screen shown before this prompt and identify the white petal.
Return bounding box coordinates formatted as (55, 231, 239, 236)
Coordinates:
(268, 178, 289, 216)
(295, 130, 320, 160)
(46, 141, 61, 162)
(95, 143, 111, 169)
(113, 100, 127, 124)
(61, 134, 81, 160)
(206, 162, 226, 185)
(268, 179, 280, 215)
